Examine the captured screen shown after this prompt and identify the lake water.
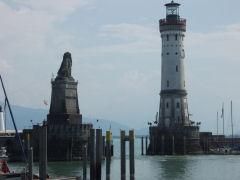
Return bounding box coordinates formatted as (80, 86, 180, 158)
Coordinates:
(8, 138, 240, 180)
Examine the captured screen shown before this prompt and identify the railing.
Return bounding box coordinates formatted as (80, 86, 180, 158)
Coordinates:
(159, 18, 186, 26)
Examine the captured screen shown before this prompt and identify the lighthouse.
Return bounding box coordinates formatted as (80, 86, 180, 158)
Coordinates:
(0, 105, 5, 132)
(158, 1, 190, 127)
(147, 1, 202, 155)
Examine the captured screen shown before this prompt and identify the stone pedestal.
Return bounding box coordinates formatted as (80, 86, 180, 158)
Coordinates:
(48, 79, 82, 125)
(148, 125, 203, 155)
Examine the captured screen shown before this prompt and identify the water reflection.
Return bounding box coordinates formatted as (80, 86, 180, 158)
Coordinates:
(148, 155, 189, 180)
(48, 161, 85, 177)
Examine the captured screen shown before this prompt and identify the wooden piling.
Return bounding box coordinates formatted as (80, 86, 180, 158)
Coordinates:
(26, 133, 30, 151)
(129, 130, 135, 180)
(106, 131, 111, 180)
(151, 136, 154, 155)
(141, 137, 143, 155)
(102, 136, 105, 158)
(28, 147, 33, 180)
(96, 129, 102, 180)
(161, 135, 165, 155)
(120, 130, 126, 180)
(90, 129, 96, 180)
(83, 145, 87, 180)
(172, 136, 175, 155)
(183, 136, 186, 155)
(21, 168, 26, 180)
(145, 137, 148, 155)
(39, 125, 47, 180)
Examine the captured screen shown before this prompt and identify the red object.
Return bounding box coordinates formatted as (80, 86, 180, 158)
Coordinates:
(33, 173, 50, 179)
(159, 18, 186, 26)
(0, 160, 10, 174)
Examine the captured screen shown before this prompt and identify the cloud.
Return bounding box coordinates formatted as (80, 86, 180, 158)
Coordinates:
(100, 23, 158, 42)
(119, 70, 148, 91)
(186, 24, 240, 60)
(0, 0, 91, 109)
(11, 0, 91, 21)
(77, 23, 161, 57)
(0, 59, 13, 72)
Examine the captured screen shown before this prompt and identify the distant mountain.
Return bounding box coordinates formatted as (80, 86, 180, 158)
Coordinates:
(0, 102, 48, 130)
(82, 117, 132, 136)
(0, 102, 148, 136)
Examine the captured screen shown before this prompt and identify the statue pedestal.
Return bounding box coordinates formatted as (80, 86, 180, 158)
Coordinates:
(49, 79, 81, 123)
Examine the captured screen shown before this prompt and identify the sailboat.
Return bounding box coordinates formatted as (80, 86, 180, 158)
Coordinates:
(210, 101, 240, 154)
(0, 75, 26, 179)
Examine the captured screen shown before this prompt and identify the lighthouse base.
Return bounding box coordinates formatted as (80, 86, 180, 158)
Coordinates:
(147, 125, 203, 155)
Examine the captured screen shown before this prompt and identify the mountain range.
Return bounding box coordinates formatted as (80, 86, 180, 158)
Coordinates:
(0, 102, 148, 136)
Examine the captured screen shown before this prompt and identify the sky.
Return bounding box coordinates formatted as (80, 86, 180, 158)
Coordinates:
(0, 0, 240, 134)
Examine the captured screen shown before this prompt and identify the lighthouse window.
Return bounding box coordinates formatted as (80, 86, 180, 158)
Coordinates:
(175, 34, 178, 40)
(166, 102, 169, 109)
(176, 65, 178, 72)
(177, 102, 180, 108)
(175, 52, 178, 55)
(167, 34, 169, 41)
(167, 52, 169, 55)
(167, 80, 169, 87)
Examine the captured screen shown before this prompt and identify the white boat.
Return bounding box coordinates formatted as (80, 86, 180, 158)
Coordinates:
(0, 147, 21, 180)
(0, 147, 8, 161)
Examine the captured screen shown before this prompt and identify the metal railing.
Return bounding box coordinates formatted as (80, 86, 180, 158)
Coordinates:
(159, 18, 186, 26)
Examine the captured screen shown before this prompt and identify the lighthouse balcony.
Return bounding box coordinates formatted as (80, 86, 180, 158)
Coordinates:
(159, 18, 186, 26)
(159, 18, 186, 32)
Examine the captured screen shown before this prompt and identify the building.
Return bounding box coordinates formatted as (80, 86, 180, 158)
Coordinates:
(148, 1, 202, 155)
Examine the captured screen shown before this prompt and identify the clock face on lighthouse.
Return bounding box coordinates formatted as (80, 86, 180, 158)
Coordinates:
(181, 49, 185, 58)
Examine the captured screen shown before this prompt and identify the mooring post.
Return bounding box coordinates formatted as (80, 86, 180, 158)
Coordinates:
(120, 130, 126, 180)
(26, 133, 30, 151)
(102, 136, 106, 158)
(76, 176, 81, 180)
(21, 168, 26, 180)
(161, 135, 165, 155)
(129, 130, 135, 180)
(28, 147, 33, 180)
(96, 129, 102, 180)
(90, 129, 96, 180)
(151, 136, 154, 155)
(83, 145, 87, 180)
(172, 136, 175, 155)
(145, 136, 148, 155)
(207, 137, 209, 154)
(106, 131, 111, 180)
(141, 137, 143, 155)
(39, 125, 47, 180)
(183, 136, 186, 155)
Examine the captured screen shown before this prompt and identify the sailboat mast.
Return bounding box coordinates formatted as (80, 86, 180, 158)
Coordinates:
(217, 111, 218, 143)
(222, 102, 224, 136)
(231, 100, 233, 147)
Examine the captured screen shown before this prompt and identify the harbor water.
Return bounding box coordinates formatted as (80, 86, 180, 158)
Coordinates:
(8, 138, 240, 180)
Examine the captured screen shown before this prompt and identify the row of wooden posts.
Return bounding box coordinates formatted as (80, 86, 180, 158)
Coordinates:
(26, 125, 48, 180)
(26, 125, 86, 180)
(90, 129, 135, 180)
(141, 135, 187, 155)
(26, 126, 135, 180)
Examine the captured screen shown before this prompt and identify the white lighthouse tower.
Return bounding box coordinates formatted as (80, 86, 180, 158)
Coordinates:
(158, 1, 190, 128)
(0, 105, 5, 132)
(148, 0, 202, 155)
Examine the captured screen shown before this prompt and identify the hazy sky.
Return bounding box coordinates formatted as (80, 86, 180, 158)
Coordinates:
(0, 0, 240, 134)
